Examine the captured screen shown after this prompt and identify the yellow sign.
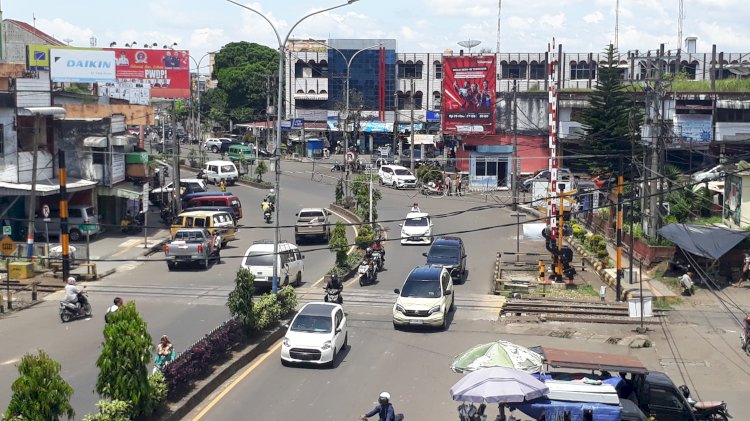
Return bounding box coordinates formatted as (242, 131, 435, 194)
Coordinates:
(27, 44, 83, 71)
(1, 235, 17, 257)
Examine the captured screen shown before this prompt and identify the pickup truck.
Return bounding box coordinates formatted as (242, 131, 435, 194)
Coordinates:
(164, 228, 219, 270)
(294, 208, 331, 244)
(539, 347, 728, 421)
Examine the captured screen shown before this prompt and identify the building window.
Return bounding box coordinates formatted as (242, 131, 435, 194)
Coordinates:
(434, 61, 443, 79)
(570, 61, 596, 79)
(529, 61, 546, 79)
(717, 108, 750, 122)
(414, 92, 423, 109)
(681, 60, 698, 80)
(501, 61, 527, 79)
(398, 61, 423, 79)
(433, 91, 441, 109)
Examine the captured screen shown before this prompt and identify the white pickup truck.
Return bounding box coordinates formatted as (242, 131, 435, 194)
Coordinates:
(164, 228, 219, 270)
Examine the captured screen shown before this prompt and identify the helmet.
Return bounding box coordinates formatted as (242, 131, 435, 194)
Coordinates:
(378, 392, 390, 404)
(270, 189, 275, 194)
(746, 316, 750, 323)
(67, 276, 76, 285)
(366, 247, 372, 254)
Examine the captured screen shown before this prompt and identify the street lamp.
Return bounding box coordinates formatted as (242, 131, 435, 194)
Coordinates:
(189, 52, 215, 147)
(226, 0, 360, 294)
(306, 39, 382, 159)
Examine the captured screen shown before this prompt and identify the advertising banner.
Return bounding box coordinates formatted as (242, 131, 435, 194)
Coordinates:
(28, 45, 190, 98)
(50, 49, 116, 83)
(674, 114, 712, 144)
(441, 55, 496, 134)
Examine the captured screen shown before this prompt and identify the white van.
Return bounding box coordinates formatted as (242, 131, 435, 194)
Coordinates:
(241, 240, 304, 288)
(203, 160, 239, 185)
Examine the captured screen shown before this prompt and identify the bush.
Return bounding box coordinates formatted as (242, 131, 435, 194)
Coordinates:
(572, 223, 587, 241)
(82, 400, 131, 421)
(277, 286, 298, 317)
(227, 268, 256, 331)
(328, 249, 365, 277)
(162, 318, 245, 399)
(329, 222, 349, 267)
(355, 224, 375, 248)
(253, 294, 282, 331)
(255, 160, 269, 181)
(335, 178, 344, 204)
(5, 350, 75, 421)
(144, 371, 168, 415)
(416, 165, 443, 183)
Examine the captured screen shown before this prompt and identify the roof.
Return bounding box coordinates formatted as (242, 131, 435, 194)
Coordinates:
(657, 223, 749, 260)
(405, 212, 430, 219)
(407, 265, 443, 281)
(299, 302, 337, 316)
(433, 236, 463, 245)
(541, 347, 648, 375)
(6, 19, 65, 46)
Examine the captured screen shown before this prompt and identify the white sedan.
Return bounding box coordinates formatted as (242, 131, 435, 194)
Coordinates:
(400, 211, 433, 245)
(281, 302, 347, 368)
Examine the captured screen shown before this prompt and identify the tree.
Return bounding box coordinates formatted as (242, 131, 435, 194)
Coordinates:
(335, 178, 344, 204)
(227, 268, 256, 331)
(96, 302, 152, 417)
(255, 160, 269, 182)
(5, 350, 75, 420)
(580, 44, 642, 174)
(350, 174, 382, 222)
(328, 222, 349, 267)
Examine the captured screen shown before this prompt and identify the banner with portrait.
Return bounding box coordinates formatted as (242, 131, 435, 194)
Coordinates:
(441, 55, 496, 134)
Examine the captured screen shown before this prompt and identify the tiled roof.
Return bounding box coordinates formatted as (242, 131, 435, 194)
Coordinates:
(6, 19, 65, 46)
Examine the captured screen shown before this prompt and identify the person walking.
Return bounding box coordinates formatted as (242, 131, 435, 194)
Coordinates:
(455, 173, 462, 196)
(444, 174, 453, 196)
(154, 335, 175, 374)
(218, 179, 227, 193)
(735, 253, 750, 287)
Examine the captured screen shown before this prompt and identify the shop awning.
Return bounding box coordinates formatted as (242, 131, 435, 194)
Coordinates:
(657, 223, 749, 260)
(98, 182, 144, 200)
(293, 93, 328, 100)
(17, 106, 66, 118)
(0, 178, 98, 197)
(83, 136, 108, 147)
(112, 135, 138, 146)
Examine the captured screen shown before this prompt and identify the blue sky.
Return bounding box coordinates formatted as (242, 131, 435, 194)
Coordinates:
(4, 0, 747, 72)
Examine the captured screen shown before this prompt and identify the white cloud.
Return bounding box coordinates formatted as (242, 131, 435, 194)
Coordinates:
(36, 18, 94, 46)
(539, 13, 566, 30)
(583, 11, 604, 24)
(426, 0, 494, 18)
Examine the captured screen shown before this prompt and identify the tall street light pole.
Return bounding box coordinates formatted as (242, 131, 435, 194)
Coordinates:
(190, 52, 214, 146)
(226, 0, 359, 294)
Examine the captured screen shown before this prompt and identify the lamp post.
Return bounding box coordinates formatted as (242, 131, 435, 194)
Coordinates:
(226, 0, 360, 294)
(189, 52, 214, 146)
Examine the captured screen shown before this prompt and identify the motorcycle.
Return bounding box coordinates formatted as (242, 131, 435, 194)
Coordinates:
(120, 211, 144, 234)
(59, 292, 92, 322)
(421, 181, 445, 196)
(741, 330, 750, 356)
(371, 250, 384, 272)
(324, 286, 343, 304)
(263, 209, 272, 224)
(679, 385, 732, 420)
(358, 259, 377, 286)
(160, 207, 174, 225)
(331, 161, 345, 172)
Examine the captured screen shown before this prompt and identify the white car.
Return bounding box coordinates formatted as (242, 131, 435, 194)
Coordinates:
(379, 164, 417, 189)
(203, 137, 233, 153)
(281, 302, 348, 367)
(400, 211, 433, 245)
(241, 240, 304, 288)
(202, 160, 239, 185)
(392, 265, 454, 330)
(691, 165, 725, 183)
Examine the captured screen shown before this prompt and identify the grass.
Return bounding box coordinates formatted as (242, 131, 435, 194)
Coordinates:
(671, 78, 750, 93)
(692, 216, 723, 226)
(540, 284, 601, 300)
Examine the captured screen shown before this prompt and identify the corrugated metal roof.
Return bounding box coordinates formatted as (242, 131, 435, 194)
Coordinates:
(542, 347, 648, 374)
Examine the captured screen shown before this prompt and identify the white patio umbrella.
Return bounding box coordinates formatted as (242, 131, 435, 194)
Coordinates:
(451, 340, 543, 374)
(450, 367, 549, 404)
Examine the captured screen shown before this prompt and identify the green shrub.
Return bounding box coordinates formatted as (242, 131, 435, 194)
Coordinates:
(82, 400, 131, 421)
(355, 224, 375, 248)
(227, 268, 256, 331)
(277, 286, 298, 316)
(144, 371, 168, 415)
(329, 222, 349, 267)
(253, 294, 282, 330)
(572, 223, 587, 241)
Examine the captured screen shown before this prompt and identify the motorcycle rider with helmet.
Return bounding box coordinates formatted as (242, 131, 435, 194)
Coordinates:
(371, 239, 385, 262)
(265, 189, 276, 212)
(64, 277, 88, 308)
(360, 392, 396, 421)
(261, 198, 273, 221)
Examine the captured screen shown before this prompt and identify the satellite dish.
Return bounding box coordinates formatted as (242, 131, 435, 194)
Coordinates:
(457, 40, 482, 54)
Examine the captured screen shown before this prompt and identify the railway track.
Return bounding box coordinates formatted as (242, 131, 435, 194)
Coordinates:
(501, 297, 666, 324)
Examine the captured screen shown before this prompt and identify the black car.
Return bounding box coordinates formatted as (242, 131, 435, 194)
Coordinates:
(423, 236, 467, 283)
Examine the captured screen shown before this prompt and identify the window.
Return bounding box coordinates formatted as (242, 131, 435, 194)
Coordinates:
(334, 310, 343, 328)
(649, 387, 684, 410)
(529, 61, 546, 79)
(570, 61, 596, 79)
(441, 273, 449, 291)
(681, 60, 698, 80)
(397, 61, 423, 79)
(501, 61, 527, 79)
(69, 209, 82, 218)
(434, 61, 443, 79)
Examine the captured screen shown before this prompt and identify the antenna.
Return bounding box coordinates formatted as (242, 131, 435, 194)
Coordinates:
(496, 0, 502, 53)
(678, 0, 684, 51)
(615, 0, 619, 49)
(458, 39, 481, 54)
(63, 38, 73, 46)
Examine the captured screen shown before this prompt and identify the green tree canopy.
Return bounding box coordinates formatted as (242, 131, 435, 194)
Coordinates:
(227, 268, 256, 331)
(351, 174, 382, 222)
(96, 302, 152, 416)
(580, 44, 642, 174)
(328, 222, 349, 267)
(5, 350, 75, 421)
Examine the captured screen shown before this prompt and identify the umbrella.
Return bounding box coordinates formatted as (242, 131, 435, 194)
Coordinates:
(450, 367, 549, 404)
(451, 340, 543, 374)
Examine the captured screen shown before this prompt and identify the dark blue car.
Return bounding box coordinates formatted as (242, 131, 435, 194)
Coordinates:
(423, 236, 466, 283)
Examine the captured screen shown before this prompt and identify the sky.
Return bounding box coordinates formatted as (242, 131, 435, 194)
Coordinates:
(4, 0, 748, 72)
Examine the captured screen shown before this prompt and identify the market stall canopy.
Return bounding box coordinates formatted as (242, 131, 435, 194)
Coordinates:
(449, 367, 549, 404)
(451, 340, 543, 374)
(657, 223, 749, 260)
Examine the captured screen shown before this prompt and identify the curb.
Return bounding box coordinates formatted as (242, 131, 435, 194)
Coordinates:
(160, 324, 286, 421)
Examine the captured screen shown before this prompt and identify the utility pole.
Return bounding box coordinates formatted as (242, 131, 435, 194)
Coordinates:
(409, 78, 415, 172)
(266, 75, 272, 153)
(172, 101, 182, 214)
(616, 156, 624, 301)
(512, 79, 518, 211)
(25, 118, 39, 261)
(393, 93, 399, 162)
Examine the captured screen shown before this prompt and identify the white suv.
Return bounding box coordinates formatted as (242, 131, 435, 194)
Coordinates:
(241, 240, 304, 288)
(392, 265, 454, 330)
(379, 165, 417, 189)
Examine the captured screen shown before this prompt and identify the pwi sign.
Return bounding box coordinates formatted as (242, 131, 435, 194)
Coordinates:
(50, 48, 116, 83)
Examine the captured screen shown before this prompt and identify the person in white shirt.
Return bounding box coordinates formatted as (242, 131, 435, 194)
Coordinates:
(64, 277, 87, 306)
(105, 297, 123, 323)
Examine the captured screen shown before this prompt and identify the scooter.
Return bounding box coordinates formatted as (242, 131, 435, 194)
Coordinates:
(331, 161, 345, 172)
(160, 207, 174, 225)
(324, 286, 343, 304)
(59, 292, 92, 322)
(741, 330, 750, 356)
(120, 211, 144, 234)
(421, 181, 445, 196)
(263, 209, 272, 224)
(371, 250, 384, 272)
(358, 259, 377, 286)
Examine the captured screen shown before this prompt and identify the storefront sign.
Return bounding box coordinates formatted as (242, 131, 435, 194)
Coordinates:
(112, 153, 125, 185)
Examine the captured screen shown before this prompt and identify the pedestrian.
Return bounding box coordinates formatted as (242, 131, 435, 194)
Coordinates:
(444, 174, 452, 196)
(735, 253, 750, 287)
(455, 174, 462, 196)
(104, 297, 123, 323)
(679, 271, 694, 296)
(219, 179, 227, 193)
(154, 335, 175, 374)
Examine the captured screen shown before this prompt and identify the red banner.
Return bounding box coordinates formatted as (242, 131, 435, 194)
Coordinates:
(441, 55, 496, 134)
(104, 48, 191, 98)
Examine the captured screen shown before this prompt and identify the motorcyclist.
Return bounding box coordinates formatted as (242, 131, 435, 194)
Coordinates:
(326, 274, 343, 291)
(360, 392, 396, 421)
(371, 240, 385, 262)
(410, 203, 420, 212)
(265, 189, 276, 211)
(261, 199, 272, 218)
(744, 316, 750, 347)
(64, 277, 87, 308)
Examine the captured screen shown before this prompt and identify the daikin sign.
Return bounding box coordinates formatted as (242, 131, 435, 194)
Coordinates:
(50, 49, 116, 83)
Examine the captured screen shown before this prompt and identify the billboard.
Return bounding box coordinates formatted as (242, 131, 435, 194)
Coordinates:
(50, 49, 116, 83)
(28, 45, 190, 98)
(441, 55, 496, 134)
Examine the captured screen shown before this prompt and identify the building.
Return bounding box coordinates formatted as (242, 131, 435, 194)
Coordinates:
(1, 18, 65, 64)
